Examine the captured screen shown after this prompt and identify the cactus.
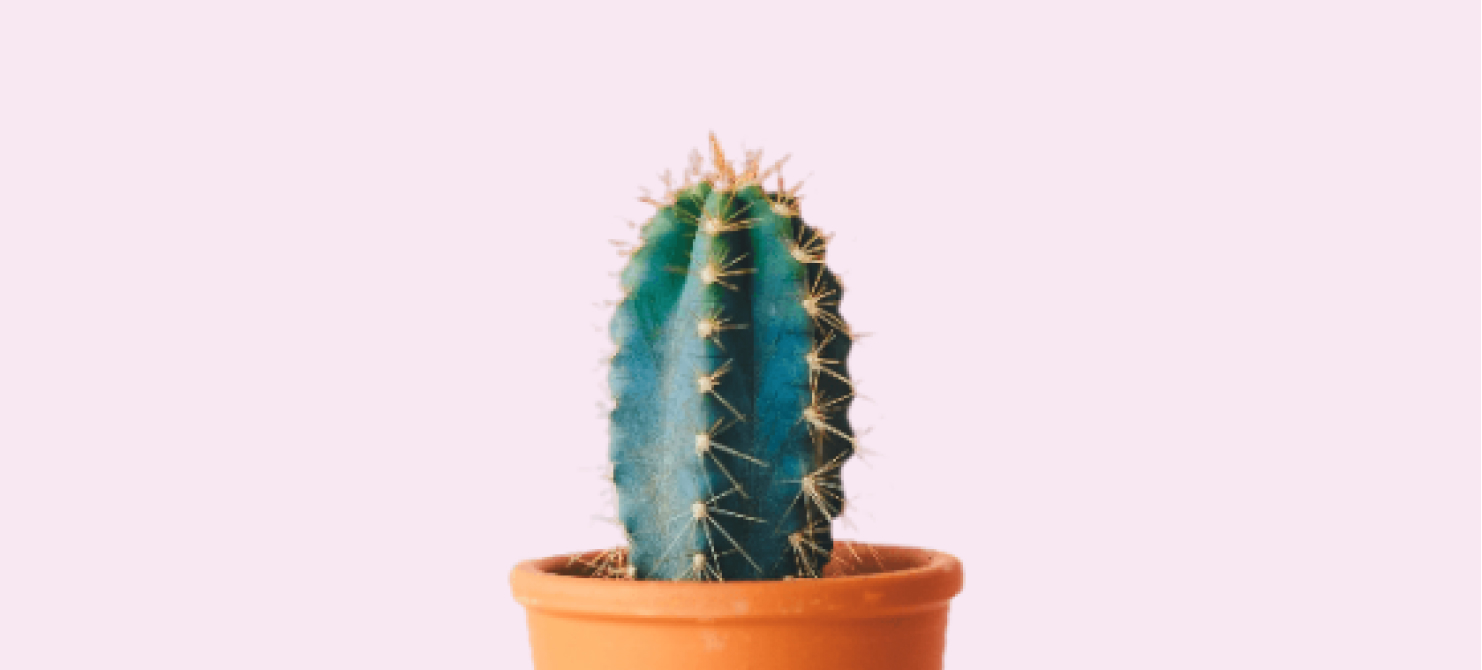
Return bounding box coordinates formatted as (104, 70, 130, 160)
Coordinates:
(606, 134, 856, 581)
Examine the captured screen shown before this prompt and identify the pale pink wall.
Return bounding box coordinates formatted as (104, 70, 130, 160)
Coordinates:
(0, 1, 1475, 668)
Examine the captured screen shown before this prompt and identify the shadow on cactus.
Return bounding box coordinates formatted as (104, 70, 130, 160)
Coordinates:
(601, 134, 859, 581)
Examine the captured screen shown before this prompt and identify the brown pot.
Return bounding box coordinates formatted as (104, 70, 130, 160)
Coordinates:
(509, 541, 964, 670)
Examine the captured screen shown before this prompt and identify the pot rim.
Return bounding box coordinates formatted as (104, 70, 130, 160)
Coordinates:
(510, 541, 963, 620)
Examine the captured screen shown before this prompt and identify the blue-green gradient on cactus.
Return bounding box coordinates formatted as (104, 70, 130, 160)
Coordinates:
(608, 135, 856, 580)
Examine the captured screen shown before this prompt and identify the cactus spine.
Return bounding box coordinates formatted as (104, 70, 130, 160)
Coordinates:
(607, 135, 855, 580)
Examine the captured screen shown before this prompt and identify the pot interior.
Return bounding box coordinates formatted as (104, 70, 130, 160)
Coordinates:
(547, 541, 934, 580)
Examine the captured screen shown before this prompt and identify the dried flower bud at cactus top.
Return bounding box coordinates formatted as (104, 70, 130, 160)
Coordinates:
(607, 134, 856, 581)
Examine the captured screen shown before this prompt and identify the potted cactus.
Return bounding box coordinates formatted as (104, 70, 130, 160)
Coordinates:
(509, 135, 964, 670)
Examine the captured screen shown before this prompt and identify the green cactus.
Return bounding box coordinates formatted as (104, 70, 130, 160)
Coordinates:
(606, 134, 856, 581)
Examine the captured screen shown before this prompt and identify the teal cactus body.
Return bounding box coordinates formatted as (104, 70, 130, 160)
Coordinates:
(608, 136, 856, 580)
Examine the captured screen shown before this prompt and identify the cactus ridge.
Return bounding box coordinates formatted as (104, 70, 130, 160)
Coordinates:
(607, 135, 855, 580)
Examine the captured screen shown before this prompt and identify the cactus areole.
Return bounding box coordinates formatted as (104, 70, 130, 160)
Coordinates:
(608, 134, 856, 581)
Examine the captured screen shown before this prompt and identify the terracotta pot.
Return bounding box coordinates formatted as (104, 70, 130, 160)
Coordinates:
(509, 541, 964, 670)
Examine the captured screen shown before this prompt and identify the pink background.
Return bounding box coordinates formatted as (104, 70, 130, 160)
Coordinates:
(0, 1, 1475, 668)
